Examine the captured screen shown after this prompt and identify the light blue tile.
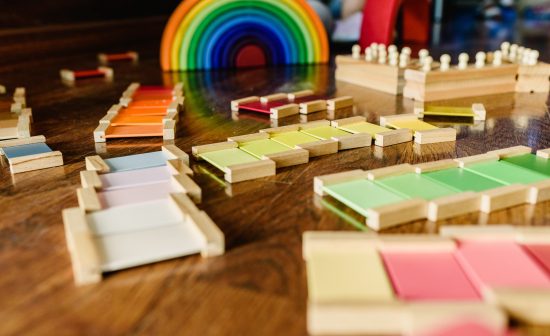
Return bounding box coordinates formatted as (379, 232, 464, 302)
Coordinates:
(104, 151, 167, 173)
(3, 143, 52, 159)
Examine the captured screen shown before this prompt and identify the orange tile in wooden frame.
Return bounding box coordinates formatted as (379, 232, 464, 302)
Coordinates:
(111, 115, 165, 126)
(105, 125, 164, 138)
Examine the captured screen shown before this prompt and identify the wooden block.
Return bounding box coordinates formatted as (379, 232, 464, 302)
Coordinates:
(414, 128, 456, 144)
(296, 139, 339, 157)
(186, 211, 225, 257)
(166, 159, 193, 176)
(366, 164, 414, 180)
(537, 148, 550, 159)
(330, 116, 366, 127)
(488, 288, 550, 325)
(333, 133, 372, 151)
(516, 227, 550, 244)
(440, 225, 518, 241)
(80, 170, 102, 189)
(0, 85, 5, 94)
(9, 151, 63, 174)
(162, 144, 189, 165)
(100, 113, 117, 124)
(413, 159, 458, 173)
(227, 132, 269, 143)
(172, 174, 201, 203)
(308, 302, 406, 336)
(298, 120, 331, 130)
(299, 100, 326, 114)
(94, 123, 109, 143)
(85, 155, 110, 173)
(379, 114, 419, 127)
(263, 148, 309, 168)
(487, 145, 532, 159)
(192, 141, 238, 158)
(313, 169, 369, 196)
(16, 116, 30, 138)
(62, 207, 102, 285)
(326, 96, 353, 110)
(169, 193, 201, 216)
(162, 120, 176, 140)
(374, 129, 413, 147)
(527, 179, 550, 204)
(224, 159, 276, 183)
(288, 90, 314, 101)
(270, 104, 299, 119)
(455, 153, 499, 168)
(231, 96, 260, 111)
(427, 192, 481, 221)
(367, 198, 427, 231)
(472, 103, 487, 121)
(480, 184, 530, 213)
(259, 124, 300, 135)
(260, 93, 287, 103)
(77, 187, 102, 212)
(0, 135, 46, 153)
(303, 231, 379, 258)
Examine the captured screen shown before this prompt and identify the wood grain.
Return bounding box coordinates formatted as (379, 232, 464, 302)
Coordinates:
(0, 18, 549, 335)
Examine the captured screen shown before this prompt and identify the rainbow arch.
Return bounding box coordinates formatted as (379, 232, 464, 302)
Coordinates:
(160, 0, 329, 71)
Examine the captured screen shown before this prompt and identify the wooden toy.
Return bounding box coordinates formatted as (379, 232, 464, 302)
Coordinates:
(98, 51, 139, 64)
(160, 0, 328, 71)
(0, 135, 63, 174)
(79, 145, 199, 210)
(192, 120, 371, 183)
(331, 116, 412, 147)
(0, 88, 32, 140)
(303, 226, 550, 335)
(314, 146, 550, 230)
(0, 85, 5, 94)
(94, 83, 183, 142)
(64, 144, 223, 286)
(414, 103, 486, 121)
(380, 114, 456, 144)
(60, 67, 114, 82)
(231, 90, 353, 119)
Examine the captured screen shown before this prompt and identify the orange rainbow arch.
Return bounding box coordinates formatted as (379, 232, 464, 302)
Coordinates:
(160, 0, 329, 71)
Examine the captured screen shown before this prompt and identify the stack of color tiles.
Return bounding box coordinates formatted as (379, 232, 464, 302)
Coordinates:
(303, 225, 550, 335)
(192, 120, 373, 183)
(64, 145, 224, 286)
(0, 136, 63, 174)
(94, 83, 184, 142)
(315, 146, 550, 230)
(0, 87, 31, 140)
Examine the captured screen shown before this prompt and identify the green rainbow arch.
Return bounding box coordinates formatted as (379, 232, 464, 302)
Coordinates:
(160, 0, 329, 71)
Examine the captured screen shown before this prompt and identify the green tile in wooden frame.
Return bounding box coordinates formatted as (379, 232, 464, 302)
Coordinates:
(270, 131, 320, 148)
(502, 154, 550, 177)
(300, 125, 351, 140)
(464, 160, 549, 185)
(375, 173, 459, 200)
(423, 167, 505, 192)
(323, 179, 406, 217)
(238, 139, 293, 159)
(199, 148, 259, 171)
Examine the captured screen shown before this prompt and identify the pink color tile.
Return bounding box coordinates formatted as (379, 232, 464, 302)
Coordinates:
(455, 241, 550, 291)
(98, 182, 177, 208)
(99, 166, 172, 191)
(381, 252, 481, 301)
(523, 244, 550, 275)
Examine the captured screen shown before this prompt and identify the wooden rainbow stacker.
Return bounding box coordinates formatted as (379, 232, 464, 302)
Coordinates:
(304, 225, 550, 335)
(94, 83, 183, 142)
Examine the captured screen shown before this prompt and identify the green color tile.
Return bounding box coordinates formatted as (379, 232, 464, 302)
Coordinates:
(199, 148, 259, 171)
(239, 139, 293, 159)
(301, 126, 351, 140)
(270, 131, 320, 147)
(323, 179, 406, 217)
(503, 154, 550, 177)
(338, 122, 390, 136)
(465, 160, 549, 185)
(376, 173, 459, 200)
(424, 167, 505, 192)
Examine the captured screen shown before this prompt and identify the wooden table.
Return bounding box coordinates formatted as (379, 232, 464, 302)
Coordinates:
(1, 18, 549, 335)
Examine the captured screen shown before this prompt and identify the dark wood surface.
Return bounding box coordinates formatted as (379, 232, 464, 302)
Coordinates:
(1, 18, 550, 335)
